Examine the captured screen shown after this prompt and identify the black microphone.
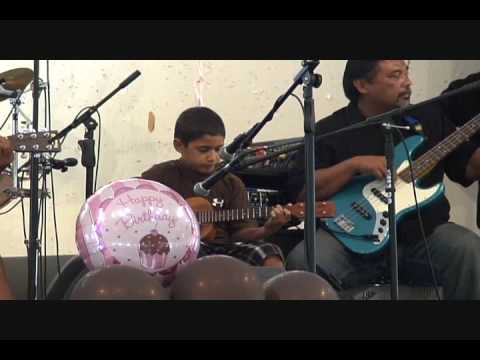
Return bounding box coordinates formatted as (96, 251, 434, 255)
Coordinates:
(402, 116, 424, 135)
(118, 70, 141, 89)
(49, 157, 78, 170)
(219, 133, 249, 161)
(193, 163, 233, 197)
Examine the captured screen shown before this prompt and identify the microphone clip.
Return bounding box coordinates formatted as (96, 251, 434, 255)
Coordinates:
(41, 157, 78, 173)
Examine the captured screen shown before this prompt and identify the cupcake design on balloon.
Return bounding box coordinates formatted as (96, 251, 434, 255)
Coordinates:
(138, 230, 171, 270)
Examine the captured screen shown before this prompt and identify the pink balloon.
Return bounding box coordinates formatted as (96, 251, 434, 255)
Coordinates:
(75, 179, 200, 286)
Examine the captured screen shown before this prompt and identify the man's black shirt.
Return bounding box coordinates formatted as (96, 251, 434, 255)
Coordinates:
(286, 101, 478, 244)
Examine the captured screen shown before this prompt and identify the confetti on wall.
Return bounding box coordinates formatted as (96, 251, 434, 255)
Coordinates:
(148, 111, 155, 132)
(194, 60, 206, 106)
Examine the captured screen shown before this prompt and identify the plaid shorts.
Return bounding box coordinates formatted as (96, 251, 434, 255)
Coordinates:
(199, 241, 285, 266)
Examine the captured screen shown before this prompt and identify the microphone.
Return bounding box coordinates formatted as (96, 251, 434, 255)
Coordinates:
(407, 123, 423, 135)
(118, 70, 141, 89)
(219, 133, 249, 161)
(48, 157, 78, 171)
(193, 163, 233, 197)
(403, 116, 424, 135)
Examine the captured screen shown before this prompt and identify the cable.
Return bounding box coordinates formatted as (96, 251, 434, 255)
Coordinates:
(20, 172, 27, 243)
(0, 199, 22, 215)
(45, 60, 60, 275)
(42, 172, 48, 299)
(20, 199, 27, 238)
(37, 173, 45, 299)
(47, 61, 52, 132)
(289, 93, 304, 113)
(37, 234, 42, 300)
(50, 171, 60, 275)
(40, 63, 49, 297)
(94, 109, 101, 192)
(57, 105, 101, 192)
(395, 129, 441, 300)
(0, 106, 13, 131)
(43, 85, 47, 129)
(52, 107, 91, 160)
(35, 167, 49, 299)
(44, 176, 48, 298)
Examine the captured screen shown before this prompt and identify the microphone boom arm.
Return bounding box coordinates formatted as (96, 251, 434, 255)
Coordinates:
(221, 61, 320, 159)
(49, 70, 141, 143)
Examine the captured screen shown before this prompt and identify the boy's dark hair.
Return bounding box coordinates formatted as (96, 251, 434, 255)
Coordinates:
(174, 107, 226, 144)
(343, 60, 381, 103)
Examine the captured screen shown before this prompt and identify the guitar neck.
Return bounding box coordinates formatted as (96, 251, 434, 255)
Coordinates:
(399, 113, 480, 182)
(6, 131, 61, 153)
(195, 206, 273, 225)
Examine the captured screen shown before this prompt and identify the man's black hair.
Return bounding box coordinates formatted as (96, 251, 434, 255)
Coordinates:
(343, 60, 381, 103)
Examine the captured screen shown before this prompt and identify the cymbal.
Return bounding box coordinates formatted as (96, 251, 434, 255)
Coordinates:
(0, 68, 34, 102)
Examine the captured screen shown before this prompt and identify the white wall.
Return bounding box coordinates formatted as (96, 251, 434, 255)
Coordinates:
(0, 60, 479, 257)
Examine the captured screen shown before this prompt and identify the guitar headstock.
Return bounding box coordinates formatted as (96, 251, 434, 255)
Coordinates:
(288, 201, 336, 219)
(9, 130, 61, 153)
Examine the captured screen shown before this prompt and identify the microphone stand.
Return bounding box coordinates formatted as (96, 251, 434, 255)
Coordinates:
(27, 60, 41, 300)
(302, 61, 322, 273)
(383, 118, 399, 300)
(223, 60, 322, 273)
(50, 70, 140, 200)
(79, 118, 96, 200)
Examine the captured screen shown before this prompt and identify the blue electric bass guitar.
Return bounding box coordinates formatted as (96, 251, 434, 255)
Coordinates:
(323, 113, 480, 254)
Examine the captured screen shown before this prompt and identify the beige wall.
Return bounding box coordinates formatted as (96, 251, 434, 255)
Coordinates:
(0, 60, 479, 257)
